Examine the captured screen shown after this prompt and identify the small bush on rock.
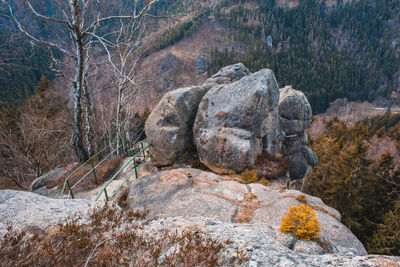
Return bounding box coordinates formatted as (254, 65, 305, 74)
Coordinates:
(279, 204, 321, 241)
(241, 169, 258, 183)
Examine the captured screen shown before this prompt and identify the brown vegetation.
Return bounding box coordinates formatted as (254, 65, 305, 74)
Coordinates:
(0, 203, 248, 266)
(256, 152, 290, 179)
(305, 114, 400, 255)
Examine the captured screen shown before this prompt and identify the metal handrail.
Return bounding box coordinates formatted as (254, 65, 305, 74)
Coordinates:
(61, 137, 119, 198)
(61, 134, 146, 199)
(94, 141, 152, 201)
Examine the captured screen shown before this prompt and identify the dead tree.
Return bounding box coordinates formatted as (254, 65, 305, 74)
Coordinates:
(1, 0, 159, 161)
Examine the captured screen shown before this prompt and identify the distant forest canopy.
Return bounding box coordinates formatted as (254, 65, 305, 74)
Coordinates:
(210, 0, 400, 113)
(1, 0, 399, 113)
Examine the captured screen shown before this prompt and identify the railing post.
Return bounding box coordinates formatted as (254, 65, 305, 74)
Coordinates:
(141, 142, 145, 159)
(67, 180, 74, 199)
(90, 159, 98, 184)
(133, 158, 138, 179)
(104, 188, 109, 201)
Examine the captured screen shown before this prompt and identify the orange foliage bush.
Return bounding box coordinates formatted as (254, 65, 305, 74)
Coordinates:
(279, 204, 321, 241)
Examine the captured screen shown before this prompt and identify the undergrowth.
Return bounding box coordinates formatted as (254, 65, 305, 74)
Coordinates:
(0, 203, 247, 266)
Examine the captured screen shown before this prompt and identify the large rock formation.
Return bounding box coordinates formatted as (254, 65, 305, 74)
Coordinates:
(145, 63, 317, 180)
(145, 84, 214, 165)
(145, 63, 251, 167)
(193, 69, 281, 173)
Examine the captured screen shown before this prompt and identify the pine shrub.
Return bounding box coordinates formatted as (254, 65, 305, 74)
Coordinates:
(279, 204, 321, 241)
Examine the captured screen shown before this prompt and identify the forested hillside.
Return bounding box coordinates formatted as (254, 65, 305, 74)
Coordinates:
(305, 113, 400, 255)
(1, 0, 399, 113)
(210, 0, 400, 113)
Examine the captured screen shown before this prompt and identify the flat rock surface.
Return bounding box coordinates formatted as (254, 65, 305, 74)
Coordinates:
(0, 190, 91, 236)
(143, 216, 400, 267)
(126, 168, 367, 256)
(1, 185, 399, 266)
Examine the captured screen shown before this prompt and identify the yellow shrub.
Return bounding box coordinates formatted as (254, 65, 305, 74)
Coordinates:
(279, 204, 321, 241)
(241, 169, 258, 184)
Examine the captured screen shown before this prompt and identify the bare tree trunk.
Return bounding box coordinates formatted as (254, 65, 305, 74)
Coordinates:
(71, 4, 89, 162)
(83, 75, 94, 157)
(116, 81, 123, 155)
(71, 49, 89, 161)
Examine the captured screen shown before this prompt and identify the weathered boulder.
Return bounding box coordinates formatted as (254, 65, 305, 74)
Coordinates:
(29, 167, 65, 192)
(205, 63, 250, 84)
(193, 69, 281, 173)
(279, 86, 317, 180)
(143, 216, 399, 267)
(125, 168, 366, 256)
(279, 85, 312, 135)
(2, 184, 400, 266)
(0, 190, 91, 236)
(145, 84, 214, 166)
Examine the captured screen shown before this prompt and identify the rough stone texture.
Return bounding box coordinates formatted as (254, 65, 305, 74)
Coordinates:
(145, 84, 214, 166)
(205, 63, 250, 84)
(279, 85, 318, 180)
(142, 216, 400, 266)
(146, 64, 318, 180)
(126, 168, 366, 256)
(0, 190, 91, 236)
(279, 86, 312, 135)
(2, 184, 400, 266)
(193, 69, 281, 173)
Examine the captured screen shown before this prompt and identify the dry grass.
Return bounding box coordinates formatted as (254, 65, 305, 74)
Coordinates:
(0, 203, 248, 266)
(240, 169, 258, 184)
(234, 193, 261, 223)
(256, 152, 290, 179)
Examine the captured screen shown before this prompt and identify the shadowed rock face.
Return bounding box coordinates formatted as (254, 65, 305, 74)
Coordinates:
(145, 63, 317, 180)
(278, 86, 318, 179)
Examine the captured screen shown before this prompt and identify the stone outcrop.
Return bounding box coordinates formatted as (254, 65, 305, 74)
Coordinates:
(204, 63, 250, 84)
(2, 182, 400, 266)
(279, 86, 317, 179)
(145, 63, 316, 179)
(193, 69, 281, 173)
(0, 190, 91, 236)
(145, 84, 214, 165)
(124, 168, 366, 256)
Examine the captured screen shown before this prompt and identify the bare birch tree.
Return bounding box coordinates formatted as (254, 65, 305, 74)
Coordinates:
(1, 0, 158, 161)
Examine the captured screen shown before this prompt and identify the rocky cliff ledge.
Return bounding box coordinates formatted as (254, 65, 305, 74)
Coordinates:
(1, 169, 400, 266)
(145, 64, 317, 180)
